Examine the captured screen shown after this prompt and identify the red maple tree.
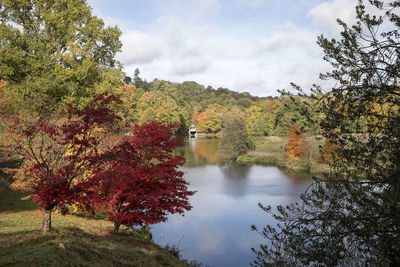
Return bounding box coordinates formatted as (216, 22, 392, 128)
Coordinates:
(2, 93, 122, 232)
(91, 122, 195, 232)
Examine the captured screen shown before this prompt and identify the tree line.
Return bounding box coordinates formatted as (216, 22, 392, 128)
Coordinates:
(121, 73, 323, 138)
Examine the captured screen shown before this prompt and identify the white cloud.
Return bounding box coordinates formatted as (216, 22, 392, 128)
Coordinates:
(308, 0, 357, 36)
(257, 23, 317, 54)
(173, 57, 210, 75)
(105, 1, 343, 97)
(122, 19, 333, 96)
(250, 22, 333, 93)
(234, 77, 265, 91)
(117, 31, 161, 65)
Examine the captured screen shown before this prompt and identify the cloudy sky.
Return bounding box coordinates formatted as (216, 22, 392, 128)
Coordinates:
(87, 0, 362, 96)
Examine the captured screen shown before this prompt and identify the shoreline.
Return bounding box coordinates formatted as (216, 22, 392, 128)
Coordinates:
(236, 151, 331, 176)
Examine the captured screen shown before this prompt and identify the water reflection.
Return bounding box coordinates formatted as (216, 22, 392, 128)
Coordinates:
(220, 163, 251, 180)
(152, 138, 311, 267)
(176, 138, 221, 166)
(220, 163, 251, 198)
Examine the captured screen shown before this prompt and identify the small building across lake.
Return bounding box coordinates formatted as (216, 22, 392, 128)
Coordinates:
(188, 125, 197, 138)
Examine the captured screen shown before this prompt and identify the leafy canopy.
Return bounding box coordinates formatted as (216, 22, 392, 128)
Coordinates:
(2, 93, 122, 217)
(0, 0, 123, 112)
(220, 112, 254, 160)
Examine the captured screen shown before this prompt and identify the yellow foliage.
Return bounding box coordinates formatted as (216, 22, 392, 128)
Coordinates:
(0, 80, 14, 115)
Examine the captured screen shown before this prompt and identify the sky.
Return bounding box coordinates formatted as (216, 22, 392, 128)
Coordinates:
(87, 0, 362, 97)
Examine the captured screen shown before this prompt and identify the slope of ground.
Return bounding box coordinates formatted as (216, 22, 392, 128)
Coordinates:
(0, 187, 189, 267)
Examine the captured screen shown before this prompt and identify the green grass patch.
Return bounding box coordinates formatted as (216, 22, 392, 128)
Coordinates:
(0, 188, 190, 267)
(256, 142, 286, 155)
(237, 154, 283, 167)
(0, 187, 36, 212)
(239, 135, 331, 175)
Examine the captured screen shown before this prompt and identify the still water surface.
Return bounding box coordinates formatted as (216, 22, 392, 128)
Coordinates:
(151, 138, 311, 267)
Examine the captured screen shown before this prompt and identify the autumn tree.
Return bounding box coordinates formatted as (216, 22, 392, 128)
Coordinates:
(285, 124, 309, 160)
(91, 122, 195, 232)
(246, 105, 273, 136)
(1, 93, 122, 232)
(253, 1, 400, 265)
(197, 109, 222, 135)
(319, 136, 340, 163)
(0, 0, 123, 113)
(119, 83, 145, 126)
(192, 106, 199, 126)
(0, 80, 14, 116)
(137, 91, 181, 125)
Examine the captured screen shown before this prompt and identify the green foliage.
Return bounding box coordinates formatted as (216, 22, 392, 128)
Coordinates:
(237, 97, 253, 108)
(220, 112, 254, 160)
(0, 0, 123, 113)
(274, 96, 319, 135)
(133, 68, 150, 91)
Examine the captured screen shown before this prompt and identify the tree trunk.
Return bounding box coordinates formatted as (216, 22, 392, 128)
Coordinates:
(113, 222, 121, 233)
(42, 208, 52, 232)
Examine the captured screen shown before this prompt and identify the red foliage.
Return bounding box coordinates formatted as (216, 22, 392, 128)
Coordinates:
(3, 95, 195, 232)
(91, 122, 195, 230)
(4, 93, 122, 213)
(286, 124, 308, 160)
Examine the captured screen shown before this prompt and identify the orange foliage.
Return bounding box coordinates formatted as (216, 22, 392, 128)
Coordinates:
(285, 124, 309, 160)
(0, 80, 14, 115)
(192, 106, 199, 126)
(319, 137, 340, 163)
(196, 111, 207, 131)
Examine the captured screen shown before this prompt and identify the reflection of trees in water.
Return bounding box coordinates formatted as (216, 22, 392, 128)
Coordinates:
(283, 171, 312, 185)
(220, 163, 250, 180)
(220, 163, 251, 198)
(181, 138, 221, 166)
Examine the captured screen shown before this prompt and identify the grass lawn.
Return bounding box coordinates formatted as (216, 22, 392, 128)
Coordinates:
(238, 136, 331, 174)
(0, 187, 189, 267)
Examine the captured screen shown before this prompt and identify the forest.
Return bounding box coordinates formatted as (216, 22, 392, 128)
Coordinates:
(119, 71, 320, 138)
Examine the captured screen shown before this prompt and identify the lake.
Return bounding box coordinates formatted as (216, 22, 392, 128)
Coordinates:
(151, 138, 311, 267)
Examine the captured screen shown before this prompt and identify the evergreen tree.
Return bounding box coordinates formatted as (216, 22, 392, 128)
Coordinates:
(220, 112, 254, 160)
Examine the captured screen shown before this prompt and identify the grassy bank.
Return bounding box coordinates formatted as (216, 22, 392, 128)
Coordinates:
(195, 132, 223, 138)
(237, 136, 331, 175)
(0, 187, 190, 267)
